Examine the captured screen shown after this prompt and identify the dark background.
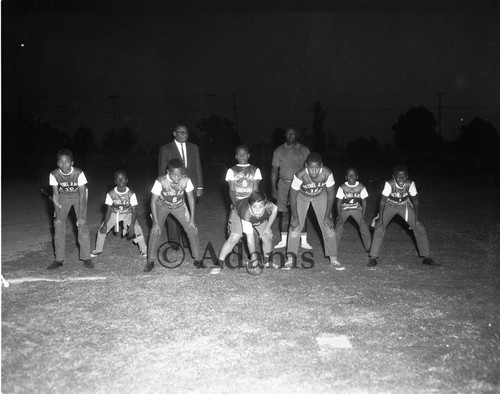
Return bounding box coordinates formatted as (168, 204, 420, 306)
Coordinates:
(2, 0, 499, 180)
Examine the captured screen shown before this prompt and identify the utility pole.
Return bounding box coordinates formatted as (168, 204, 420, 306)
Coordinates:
(438, 92, 443, 140)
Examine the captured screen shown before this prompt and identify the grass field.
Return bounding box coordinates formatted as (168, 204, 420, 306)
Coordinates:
(2, 166, 499, 393)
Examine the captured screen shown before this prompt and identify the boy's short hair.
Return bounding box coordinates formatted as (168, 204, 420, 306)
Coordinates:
(393, 164, 408, 175)
(235, 144, 249, 154)
(306, 152, 322, 164)
(346, 166, 358, 175)
(167, 158, 185, 172)
(114, 169, 127, 179)
(57, 149, 73, 161)
(248, 191, 267, 206)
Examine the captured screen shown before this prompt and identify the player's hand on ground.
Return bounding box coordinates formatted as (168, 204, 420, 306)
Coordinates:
(262, 228, 273, 239)
(126, 227, 135, 239)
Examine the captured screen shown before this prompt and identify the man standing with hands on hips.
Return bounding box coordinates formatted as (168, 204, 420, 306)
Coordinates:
(271, 126, 311, 249)
(158, 124, 203, 250)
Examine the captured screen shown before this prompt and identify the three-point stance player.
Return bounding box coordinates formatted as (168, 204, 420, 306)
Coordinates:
(285, 152, 340, 269)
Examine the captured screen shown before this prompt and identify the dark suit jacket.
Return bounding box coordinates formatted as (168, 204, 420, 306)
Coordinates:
(158, 141, 203, 191)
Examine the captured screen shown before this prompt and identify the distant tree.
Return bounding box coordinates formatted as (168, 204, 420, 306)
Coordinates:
(71, 127, 99, 166)
(456, 117, 498, 151)
(392, 106, 440, 151)
(196, 115, 240, 164)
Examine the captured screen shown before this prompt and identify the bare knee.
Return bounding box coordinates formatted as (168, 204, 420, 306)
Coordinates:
(228, 233, 242, 244)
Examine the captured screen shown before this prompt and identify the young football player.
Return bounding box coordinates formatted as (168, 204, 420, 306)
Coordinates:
(368, 164, 439, 267)
(286, 152, 340, 269)
(143, 158, 202, 272)
(47, 149, 92, 269)
(335, 167, 371, 254)
(91, 170, 147, 258)
(230, 191, 277, 274)
(215, 145, 262, 270)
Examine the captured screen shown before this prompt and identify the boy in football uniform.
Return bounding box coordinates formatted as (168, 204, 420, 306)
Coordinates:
(286, 152, 339, 269)
(335, 167, 371, 254)
(368, 164, 438, 267)
(233, 191, 278, 273)
(215, 145, 262, 270)
(144, 158, 202, 272)
(47, 149, 92, 269)
(91, 170, 147, 258)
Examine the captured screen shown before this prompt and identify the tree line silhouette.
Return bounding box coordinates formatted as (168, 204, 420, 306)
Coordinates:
(2, 103, 498, 180)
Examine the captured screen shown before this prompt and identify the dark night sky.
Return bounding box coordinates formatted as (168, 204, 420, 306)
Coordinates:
(2, 0, 499, 147)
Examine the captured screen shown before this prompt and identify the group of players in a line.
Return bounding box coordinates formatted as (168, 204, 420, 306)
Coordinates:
(46, 143, 439, 274)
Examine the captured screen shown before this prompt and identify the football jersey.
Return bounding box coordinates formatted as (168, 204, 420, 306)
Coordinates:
(49, 167, 87, 194)
(151, 174, 194, 209)
(291, 166, 335, 197)
(336, 182, 368, 211)
(105, 187, 138, 214)
(235, 198, 276, 229)
(225, 164, 262, 201)
(383, 179, 417, 207)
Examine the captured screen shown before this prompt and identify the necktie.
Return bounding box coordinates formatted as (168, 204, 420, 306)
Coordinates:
(181, 143, 186, 166)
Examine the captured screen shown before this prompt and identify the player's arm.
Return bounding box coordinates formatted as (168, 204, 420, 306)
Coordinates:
(289, 187, 300, 230)
(262, 204, 278, 238)
(324, 186, 335, 229)
(361, 198, 368, 222)
(227, 180, 237, 206)
(335, 198, 342, 224)
(242, 220, 257, 255)
(150, 194, 161, 235)
(271, 165, 279, 199)
(127, 192, 140, 238)
(377, 196, 388, 225)
(100, 205, 112, 234)
(186, 190, 197, 229)
(127, 205, 138, 238)
(77, 185, 87, 226)
(52, 185, 61, 219)
(360, 187, 369, 221)
(335, 187, 343, 225)
(409, 194, 420, 226)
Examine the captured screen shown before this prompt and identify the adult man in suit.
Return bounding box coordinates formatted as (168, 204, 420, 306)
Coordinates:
(158, 124, 203, 254)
